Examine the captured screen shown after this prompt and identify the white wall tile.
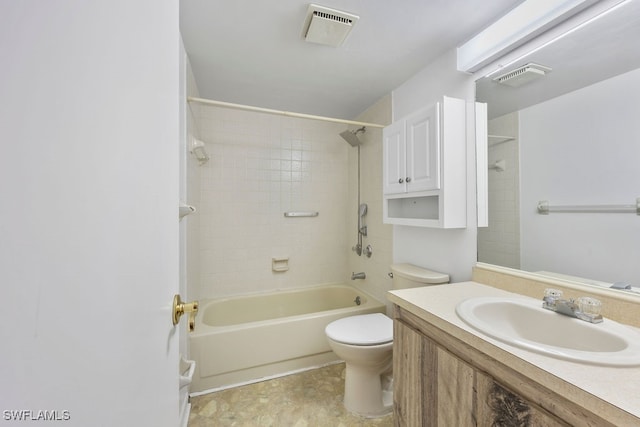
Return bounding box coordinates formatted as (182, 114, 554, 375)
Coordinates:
(478, 111, 521, 269)
(195, 106, 350, 298)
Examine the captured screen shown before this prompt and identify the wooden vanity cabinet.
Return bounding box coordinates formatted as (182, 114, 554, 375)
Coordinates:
(393, 305, 616, 427)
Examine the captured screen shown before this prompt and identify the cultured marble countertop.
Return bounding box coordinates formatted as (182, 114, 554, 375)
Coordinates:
(388, 282, 640, 422)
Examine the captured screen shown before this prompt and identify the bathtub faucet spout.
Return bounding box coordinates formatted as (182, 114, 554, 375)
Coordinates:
(351, 272, 366, 280)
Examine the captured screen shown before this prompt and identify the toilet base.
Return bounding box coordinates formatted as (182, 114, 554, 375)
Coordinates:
(342, 354, 393, 418)
(325, 314, 394, 418)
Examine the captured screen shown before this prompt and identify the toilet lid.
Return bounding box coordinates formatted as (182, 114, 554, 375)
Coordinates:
(325, 313, 393, 345)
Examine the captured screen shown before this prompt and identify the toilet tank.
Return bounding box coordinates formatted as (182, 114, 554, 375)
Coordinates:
(390, 263, 449, 289)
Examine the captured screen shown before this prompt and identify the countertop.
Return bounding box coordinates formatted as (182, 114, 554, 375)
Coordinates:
(388, 281, 640, 423)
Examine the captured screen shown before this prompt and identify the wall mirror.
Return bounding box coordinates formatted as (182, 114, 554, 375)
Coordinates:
(476, 0, 640, 295)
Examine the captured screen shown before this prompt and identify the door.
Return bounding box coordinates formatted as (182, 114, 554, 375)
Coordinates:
(0, 2, 181, 426)
(405, 103, 440, 192)
(383, 120, 407, 194)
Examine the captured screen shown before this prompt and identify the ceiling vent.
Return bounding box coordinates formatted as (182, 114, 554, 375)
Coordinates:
(493, 63, 552, 87)
(302, 4, 359, 47)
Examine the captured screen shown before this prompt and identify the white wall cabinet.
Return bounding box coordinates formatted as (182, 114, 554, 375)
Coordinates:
(383, 103, 439, 194)
(383, 96, 466, 228)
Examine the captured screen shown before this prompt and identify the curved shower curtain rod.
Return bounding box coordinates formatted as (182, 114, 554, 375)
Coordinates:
(187, 96, 386, 129)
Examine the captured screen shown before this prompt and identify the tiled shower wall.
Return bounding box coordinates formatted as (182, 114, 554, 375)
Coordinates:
(193, 105, 350, 300)
(477, 111, 520, 268)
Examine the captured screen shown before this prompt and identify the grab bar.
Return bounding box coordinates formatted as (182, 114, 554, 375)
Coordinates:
(284, 211, 319, 217)
(537, 199, 640, 215)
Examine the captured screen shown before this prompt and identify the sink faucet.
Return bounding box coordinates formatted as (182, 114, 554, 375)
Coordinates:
(351, 272, 366, 280)
(611, 281, 631, 290)
(542, 289, 603, 324)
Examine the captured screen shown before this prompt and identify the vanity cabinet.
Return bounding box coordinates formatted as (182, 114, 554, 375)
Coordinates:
(382, 96, 466, 228)
(393, 306, 612, 427)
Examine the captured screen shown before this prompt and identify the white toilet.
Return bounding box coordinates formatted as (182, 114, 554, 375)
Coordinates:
(325, 263, 449, 417)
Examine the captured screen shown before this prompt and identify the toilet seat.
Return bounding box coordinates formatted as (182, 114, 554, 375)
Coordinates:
(325, 313, 393, 345)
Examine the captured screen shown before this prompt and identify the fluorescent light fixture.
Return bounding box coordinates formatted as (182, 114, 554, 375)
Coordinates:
(482, 0, 632, 78)
(457, 0, 597, 73)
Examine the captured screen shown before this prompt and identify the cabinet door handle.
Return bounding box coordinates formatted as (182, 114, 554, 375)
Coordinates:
(398, 178, 404, 184)
(406, 177, 412, 183)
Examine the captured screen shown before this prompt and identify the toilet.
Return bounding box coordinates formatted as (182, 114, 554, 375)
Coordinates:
(325, 263, 449, 417)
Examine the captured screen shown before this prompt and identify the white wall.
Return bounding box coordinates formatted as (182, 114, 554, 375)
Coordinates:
(193, 107, 350, 300)
(391, 50, 479, 282)
(0, 2, 181, 425)
(520, 68, 640, 285)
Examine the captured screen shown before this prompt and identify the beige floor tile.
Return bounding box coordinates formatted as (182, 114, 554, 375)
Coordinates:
(188, 363, 393, 427)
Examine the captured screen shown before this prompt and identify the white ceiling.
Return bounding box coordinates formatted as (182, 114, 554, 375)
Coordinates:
(180, 0, 523, 119)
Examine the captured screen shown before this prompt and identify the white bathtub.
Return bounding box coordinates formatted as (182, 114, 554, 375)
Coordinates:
(189, 284, 386, 393)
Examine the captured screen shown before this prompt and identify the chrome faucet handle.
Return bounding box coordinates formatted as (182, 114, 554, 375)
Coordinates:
(542, 288, 563, 306)
(363, 244, 373, 258)
(577, 296, 602, 316)
(576, 296, 603, 323)
(352, 243, 362, 256)
(544, 288, 563, 299)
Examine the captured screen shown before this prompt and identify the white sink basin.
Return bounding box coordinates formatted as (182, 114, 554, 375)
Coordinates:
(456, 297, 640, 366)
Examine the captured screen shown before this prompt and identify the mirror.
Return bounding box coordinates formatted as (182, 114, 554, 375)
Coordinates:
(476, 1, 640, 294)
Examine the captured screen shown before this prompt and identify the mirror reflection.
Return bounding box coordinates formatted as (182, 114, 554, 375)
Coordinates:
(476, 1, 640, 293)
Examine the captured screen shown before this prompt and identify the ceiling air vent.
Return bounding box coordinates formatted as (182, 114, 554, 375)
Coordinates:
(302, 4, 359, 47)
(493, 63, 552, 87)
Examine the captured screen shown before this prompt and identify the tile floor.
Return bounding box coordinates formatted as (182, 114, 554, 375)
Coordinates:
(188, 363, 393, 427)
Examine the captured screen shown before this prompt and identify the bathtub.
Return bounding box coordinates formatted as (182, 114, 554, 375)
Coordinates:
(189, 284, 386, 393)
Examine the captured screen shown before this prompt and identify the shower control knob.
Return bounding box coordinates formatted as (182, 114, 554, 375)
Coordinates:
(398, 178, 404, 184)
(406, 177, 411, 182)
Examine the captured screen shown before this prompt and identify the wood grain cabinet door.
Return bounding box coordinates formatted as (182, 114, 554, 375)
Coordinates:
(393, 319, 567, 427)
(475, 372, 569, 427)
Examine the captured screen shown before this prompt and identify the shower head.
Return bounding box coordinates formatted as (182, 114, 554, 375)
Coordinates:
(339, 126, 366, 146)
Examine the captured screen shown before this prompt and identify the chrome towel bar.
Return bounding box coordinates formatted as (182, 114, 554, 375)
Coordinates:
(537, 198, 640, 215)
(284, 211, 319, 217)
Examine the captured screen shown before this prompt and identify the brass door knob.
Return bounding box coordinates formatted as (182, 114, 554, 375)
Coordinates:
(172, 294, 199, 331)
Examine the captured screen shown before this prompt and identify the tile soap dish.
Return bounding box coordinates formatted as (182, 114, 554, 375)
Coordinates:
(272, 257, 289, 272)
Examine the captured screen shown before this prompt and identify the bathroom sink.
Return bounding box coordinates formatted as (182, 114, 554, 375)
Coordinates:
(456, 297, 640, 366)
